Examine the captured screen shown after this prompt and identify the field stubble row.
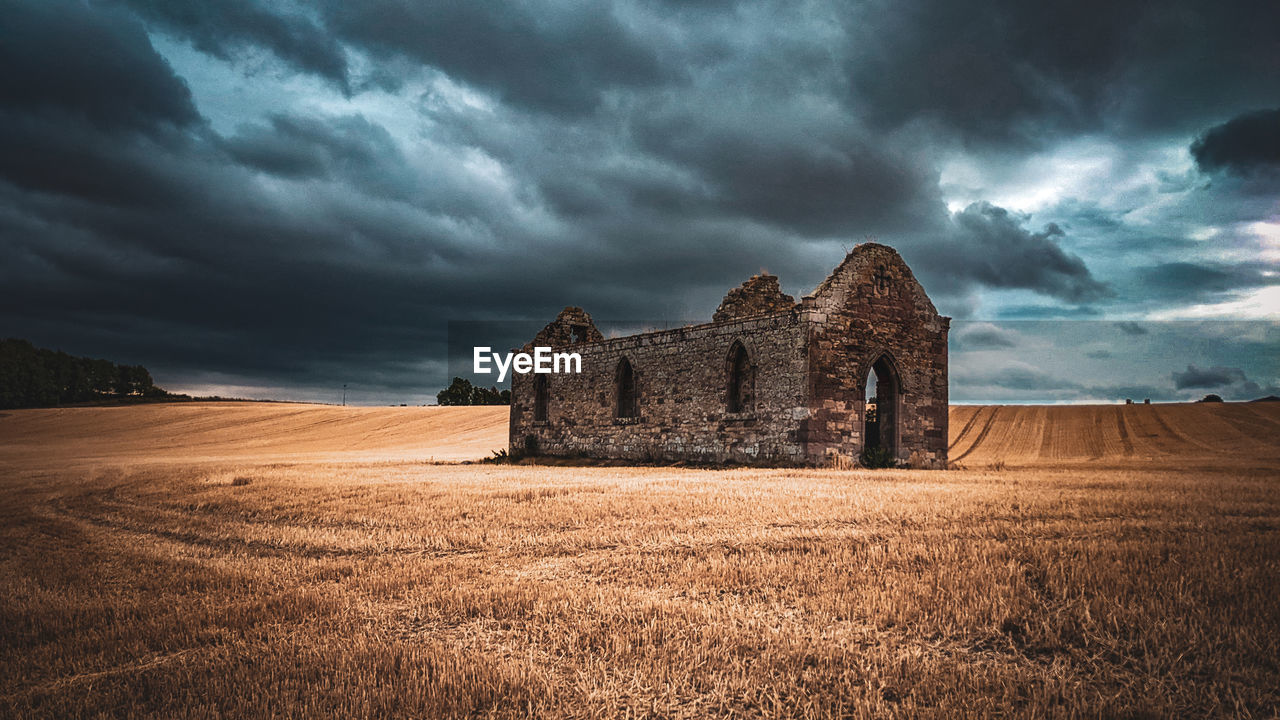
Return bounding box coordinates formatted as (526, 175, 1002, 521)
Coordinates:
(0, 402, 1278, 717)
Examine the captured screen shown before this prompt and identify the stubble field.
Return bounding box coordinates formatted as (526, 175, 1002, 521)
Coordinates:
(1, 401, 1278, 718)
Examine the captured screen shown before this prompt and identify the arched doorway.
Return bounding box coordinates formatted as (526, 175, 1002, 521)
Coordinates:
(864, 355, 899, 456)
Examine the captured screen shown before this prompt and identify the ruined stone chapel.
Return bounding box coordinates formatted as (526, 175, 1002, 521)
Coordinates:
(509, 243, 950, 468)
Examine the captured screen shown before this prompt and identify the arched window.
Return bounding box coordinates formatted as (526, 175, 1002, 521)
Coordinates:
(615, 357, 638, 418)
(533, 374, 549, 421)
(726, 341, 753, 413)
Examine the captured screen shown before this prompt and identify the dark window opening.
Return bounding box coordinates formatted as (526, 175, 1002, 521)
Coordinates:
(533, 374, 549, 421)
(616, 358, 637, 418)
(570, 325, 588, 344)
(864, 355, 899, 455)
(726, 341, 753, 413)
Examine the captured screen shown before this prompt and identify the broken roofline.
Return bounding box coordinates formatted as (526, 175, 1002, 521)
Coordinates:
(530, 242, 942, 350)
(545, 309, 803, 352)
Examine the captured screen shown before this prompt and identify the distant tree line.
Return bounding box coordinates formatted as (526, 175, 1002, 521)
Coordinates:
(436, 377, 510, 406)
(0, 338, 169, 409)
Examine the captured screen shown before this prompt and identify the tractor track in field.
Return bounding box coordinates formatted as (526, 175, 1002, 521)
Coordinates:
(951, 407, 1000, 464)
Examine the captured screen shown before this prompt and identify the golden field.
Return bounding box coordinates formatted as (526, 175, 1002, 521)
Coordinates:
(1, 401, 1278, 718)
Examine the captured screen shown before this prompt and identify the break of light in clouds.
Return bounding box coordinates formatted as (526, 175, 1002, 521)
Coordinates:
(1, 0, 1277, 405)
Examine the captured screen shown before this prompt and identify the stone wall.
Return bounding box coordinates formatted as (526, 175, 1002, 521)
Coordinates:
(510, 311, 809, 464)
(712, 274, 796, 322)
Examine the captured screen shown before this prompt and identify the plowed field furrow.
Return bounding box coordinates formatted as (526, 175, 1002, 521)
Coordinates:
(961, 403, 1280, 467)
(951, 406, 1000, 463)
(2, 401, 1278, 470)
(947, 406, 984, 451)
(1240, 404, 1280, 432)
(967, 406, 1039, 463)
(1200, 404, 1280, 450)
(1114, 407, 1135, 457)
(0, 403, 511, 466)
(1122, 406, 1184, 457)
(1148, 405, 1217, 451)
(1076, 407, 1106, 460)
(1008, 406, 1049, 461)
(1034, 406, 1098, 461)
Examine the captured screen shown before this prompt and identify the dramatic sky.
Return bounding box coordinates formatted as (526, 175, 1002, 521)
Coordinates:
(2, 0, 1277, 404)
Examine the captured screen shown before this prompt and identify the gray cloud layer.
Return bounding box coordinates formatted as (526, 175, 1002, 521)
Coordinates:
(1192, 109, 1280, 175)
(1172, 364, 1247, 390)
(921, 203, 1111, 304)
(1, 0, 1277, 402)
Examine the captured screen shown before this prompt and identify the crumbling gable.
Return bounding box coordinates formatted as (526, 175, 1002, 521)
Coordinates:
(799, 243, 950, 468)
(713, 274, 796, 322)
(528, 307, 604, 349)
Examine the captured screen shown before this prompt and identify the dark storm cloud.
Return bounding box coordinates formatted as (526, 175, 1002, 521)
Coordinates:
(846, 0, 1280, 143)
(0, 0, 203, 207)
(0, 0, 198, 132)
(1172, 364, 1247, 390)
(319, 0, 670, 113)
(1134, 261, 1278, 302)
(116, 1, 678, 110)
(0, 113, 195, 208)
(220, 113, 409, 197)
(3, 0, 1278, 402)
(110, 0, 1280, 137)
(1170, 364, 1277, 401)
(919, 203, 1110, 304)
(1191, 109, 1280, 175)
(0, 1, 576, 398)
(629, 110, 941, 237)
(117, 0, 351, 94)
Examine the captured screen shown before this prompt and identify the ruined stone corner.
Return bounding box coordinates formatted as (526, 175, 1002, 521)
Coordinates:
(712, 273, 798, 323)
(528, 306, 605, 349)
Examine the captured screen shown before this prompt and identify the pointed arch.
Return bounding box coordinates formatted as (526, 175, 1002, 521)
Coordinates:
(862, 351, 902, 456)
(615, 357, 638, 418)
(533, 374, 549, 421)
(726, 339, 754, 413)
(859, 349, 907, 395)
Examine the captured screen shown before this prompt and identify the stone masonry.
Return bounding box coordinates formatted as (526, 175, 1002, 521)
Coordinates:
(712, 274, 796, 323)
(509, 243, 950, 468)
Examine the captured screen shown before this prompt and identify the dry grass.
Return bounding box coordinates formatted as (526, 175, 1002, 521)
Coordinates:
(1, 403, 1278, 718)
(948, 402, 1280, 468)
